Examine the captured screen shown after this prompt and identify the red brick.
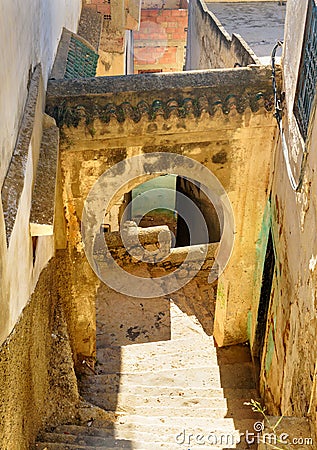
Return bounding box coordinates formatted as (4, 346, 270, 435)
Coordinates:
(96, 4, 111, 14)
(172, 31, 185, 39)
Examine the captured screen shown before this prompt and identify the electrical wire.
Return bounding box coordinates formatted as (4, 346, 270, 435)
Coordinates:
(271, 41, 308, 192)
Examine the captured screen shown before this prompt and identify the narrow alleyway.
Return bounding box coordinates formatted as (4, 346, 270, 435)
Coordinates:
(35, 278, 261, 449)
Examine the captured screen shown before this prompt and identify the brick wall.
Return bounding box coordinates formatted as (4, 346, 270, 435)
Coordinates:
(85, 0, 111, 17)
(134, 9, 188, 73)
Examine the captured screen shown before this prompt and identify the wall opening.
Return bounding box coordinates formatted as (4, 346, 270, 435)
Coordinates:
(175, 176, 221, 247)
(252, 230, 275, 384)
(125, 174, 178, 239)
(103, 174, 221, 248)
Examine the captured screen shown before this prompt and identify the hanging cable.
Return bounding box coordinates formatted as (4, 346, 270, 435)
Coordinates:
(271, 41, 308, 192)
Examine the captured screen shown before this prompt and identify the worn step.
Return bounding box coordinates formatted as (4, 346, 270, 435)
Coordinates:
(116, 405, 260, 420)
(38, 432, 133, 447)
(110, 415, 259, 431)
(79, 380, 259, 401)
(35, 441, 256, 450)
(96, 333, 215, 352)
(39, 430, 244, 447)
(35, 293, 260, 449)
(53, 422, 259, 447)
(216, 344, 252, 364)
(80, 366, 221, 389)
(95, 343, 219, 373)
(59, 418, 260, 435)
(80, 363, 255, 390)
(38, 418, 260, 447)
(81, 392, 226, 410)
(79, 397, 260, 420)
(34, 444, 129, 450)
(80, 392, 261, 414)
(79, 376, 224, 394)
(170, 300, 213, 340)
(54, 425, 116, 437)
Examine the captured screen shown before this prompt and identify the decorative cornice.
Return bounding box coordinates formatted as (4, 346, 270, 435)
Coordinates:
(49, 92, 274, 128)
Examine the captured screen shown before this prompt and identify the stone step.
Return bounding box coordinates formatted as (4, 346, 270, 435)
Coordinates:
(95, 344, 219, 373)
(81, 391, 227, 410)
(96, 333, 216, 353)
(80, 395, 261, 419)
(90, 402, 234, 418)
(113, 405, 259, 420)
(40, 430, 244, 447)
(54, 425, 117, 437)
(80, 363, 255, 390)
(79, 382, 259, 402)
(71, 417, 259, 435)
(35, 440, 256, 450)
(216, 345, 253, 365)
(169, 300, 213, 340)
(37, 433, 133, 447)
(53, 424, 259, 449)
(37, 418, 260, 448)
(109, 414, 259, 431)
(34, 444, 130, 450)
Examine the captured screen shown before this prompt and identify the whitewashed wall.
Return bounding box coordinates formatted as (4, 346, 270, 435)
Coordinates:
(0, 0, 81, 344)
(0, 0, 81, 184)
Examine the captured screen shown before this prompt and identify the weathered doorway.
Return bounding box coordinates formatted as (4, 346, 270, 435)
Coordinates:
(252, 230, 275, 384)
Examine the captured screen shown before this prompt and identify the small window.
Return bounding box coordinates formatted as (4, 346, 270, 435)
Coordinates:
(104, 14, 111, 20)
(294, 0, 317, 140)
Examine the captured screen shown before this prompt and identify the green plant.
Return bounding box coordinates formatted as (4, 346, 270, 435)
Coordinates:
(244, 399, 289, 449)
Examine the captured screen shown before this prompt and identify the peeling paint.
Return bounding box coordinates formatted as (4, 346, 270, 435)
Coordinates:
(265, 326, 274, 374)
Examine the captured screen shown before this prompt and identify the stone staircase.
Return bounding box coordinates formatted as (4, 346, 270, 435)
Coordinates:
(34, 287, 262, 449)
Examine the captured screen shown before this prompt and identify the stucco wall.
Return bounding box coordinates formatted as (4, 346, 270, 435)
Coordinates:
(185, 0, 260, 70)
(250, 0, 317, 438)
(0, 0, 81, 185)
(0, 253, 79, 450)
(0, 1, 81, 346)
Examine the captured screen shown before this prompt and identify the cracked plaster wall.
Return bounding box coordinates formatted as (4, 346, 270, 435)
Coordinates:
(249, 0, 317, 440)
(0, 5, 82, 446)
(0, 0, 81, 185)
(0, 1, 81, 345)
(0, 253, 79, 450)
